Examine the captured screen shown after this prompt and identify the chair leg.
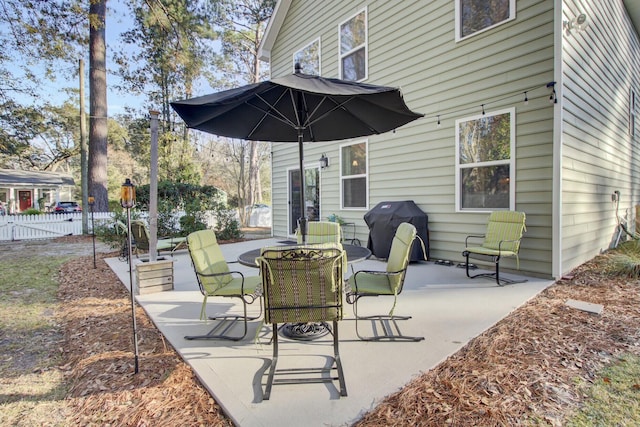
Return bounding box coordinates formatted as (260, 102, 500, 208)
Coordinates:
(352, 295, 424, 342)
(463, 252, 527, 286)
(263, 325, 279, 400)
(261, 321, 348, 400)
(332, 320, 348, 397)
(185, 296, 261, 341)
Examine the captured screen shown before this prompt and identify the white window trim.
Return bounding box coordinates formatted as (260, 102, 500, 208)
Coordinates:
(293, 37, 321, 75)
(338, 7, 368, 82)
(455, 0, 516, 43)
(340, 139, 369, 210)
(455, 107, 516, 212)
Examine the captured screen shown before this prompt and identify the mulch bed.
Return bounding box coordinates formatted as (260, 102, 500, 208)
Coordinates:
(56, 243, 233, 426)
(54, 236, 640, 426)
(355, 260, 640, 426)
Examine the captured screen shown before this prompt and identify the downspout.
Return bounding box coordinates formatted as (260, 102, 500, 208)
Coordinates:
(552, 0, 564, 279)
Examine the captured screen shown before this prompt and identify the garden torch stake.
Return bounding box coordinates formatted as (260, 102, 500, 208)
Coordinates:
(121, 179, 139, 374)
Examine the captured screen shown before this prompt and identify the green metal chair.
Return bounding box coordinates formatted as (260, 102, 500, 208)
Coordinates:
(297, 221, 348, 273)
(462, 211, 527, 286)
(296, 221, 342, 244)
(184, 229, 262, 341)
(346, 222, 425, 342)
(130, 220, 187, 257)
(257, 243, 347, 400)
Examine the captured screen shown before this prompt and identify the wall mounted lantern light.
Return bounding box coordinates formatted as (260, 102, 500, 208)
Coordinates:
(319, 153, 329, 169)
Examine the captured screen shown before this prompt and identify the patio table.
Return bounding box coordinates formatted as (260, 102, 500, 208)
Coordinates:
(237, 243, 371, 268)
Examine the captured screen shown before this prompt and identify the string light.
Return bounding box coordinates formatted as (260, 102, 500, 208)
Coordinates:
(423, 81, 556, 124)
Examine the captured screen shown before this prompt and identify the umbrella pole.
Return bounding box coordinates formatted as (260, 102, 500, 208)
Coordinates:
(297, 130, 306, 243)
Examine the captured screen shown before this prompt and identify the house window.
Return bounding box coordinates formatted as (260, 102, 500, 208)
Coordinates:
(455, 0, 515, 41)
(455, 108, 515, 211)
(339, 8, 367, 81)
(340, 140, 367, 209)
(294, 38, 320, 75)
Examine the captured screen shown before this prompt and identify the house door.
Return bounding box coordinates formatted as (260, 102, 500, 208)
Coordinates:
(18, 191, 32, 211)
(288, 167, 320, 235)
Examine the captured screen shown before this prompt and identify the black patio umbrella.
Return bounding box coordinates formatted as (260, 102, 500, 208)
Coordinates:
(171, 65, 423, 241)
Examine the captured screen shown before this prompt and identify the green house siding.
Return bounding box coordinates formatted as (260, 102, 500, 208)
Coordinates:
(561, 0, 640, 274)
(264, 0, 639, 279)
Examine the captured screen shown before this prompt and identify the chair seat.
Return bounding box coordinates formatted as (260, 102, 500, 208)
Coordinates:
(200, 275, 261, 297)
(349, 272, 395, 295)
(464, 246, 518, 258)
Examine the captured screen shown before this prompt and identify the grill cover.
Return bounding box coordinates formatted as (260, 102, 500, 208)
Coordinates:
(364, 201, 429, 261)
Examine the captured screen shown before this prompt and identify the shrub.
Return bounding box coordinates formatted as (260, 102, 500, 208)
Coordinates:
(22, 208, 42, 215)
(215, 209, 242, 241)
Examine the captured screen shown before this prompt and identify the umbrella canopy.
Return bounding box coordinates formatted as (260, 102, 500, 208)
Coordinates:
(171, 67, 423, 241)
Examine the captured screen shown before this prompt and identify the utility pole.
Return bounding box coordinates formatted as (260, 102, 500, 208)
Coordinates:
(79, 59, 89, 234)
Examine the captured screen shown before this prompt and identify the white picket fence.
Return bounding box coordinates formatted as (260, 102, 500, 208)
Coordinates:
(0, 206, 271, 242)
(0, 212, 115, 241)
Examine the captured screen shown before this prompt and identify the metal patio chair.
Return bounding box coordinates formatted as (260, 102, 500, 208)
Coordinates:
(296, 220, 342, 244)
(346, 222, 425, 342)
(257, 243, 347, 400)
(184, 229, 262, 341)
(130, 220, 187, 258)
(462, 211, 527, 286)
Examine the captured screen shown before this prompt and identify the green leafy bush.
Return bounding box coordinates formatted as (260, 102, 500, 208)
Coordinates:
(22, 208, 42, 215)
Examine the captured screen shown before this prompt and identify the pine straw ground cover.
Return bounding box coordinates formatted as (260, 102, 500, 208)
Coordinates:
(18, 237, 640, 425)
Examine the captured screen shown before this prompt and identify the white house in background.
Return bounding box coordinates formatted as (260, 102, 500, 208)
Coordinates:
(258, 0, 640, 279)
(0, 169, 76, 213)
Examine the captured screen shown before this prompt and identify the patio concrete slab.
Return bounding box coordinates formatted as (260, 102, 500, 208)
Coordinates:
(105, 238, 553, 427)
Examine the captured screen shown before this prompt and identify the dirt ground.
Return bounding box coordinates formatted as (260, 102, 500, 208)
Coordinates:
(6, 234, 640, 425)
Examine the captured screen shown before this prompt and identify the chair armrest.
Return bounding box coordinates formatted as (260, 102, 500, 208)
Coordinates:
(197, 269, 246, 280)
(465, 234, 485, 246)
(497, 239, 521, 253)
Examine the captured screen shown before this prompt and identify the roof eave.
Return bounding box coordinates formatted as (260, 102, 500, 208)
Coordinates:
(258, 0, 292, 63)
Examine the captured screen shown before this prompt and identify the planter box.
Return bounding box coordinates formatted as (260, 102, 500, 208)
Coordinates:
(135, 259, 174, 295)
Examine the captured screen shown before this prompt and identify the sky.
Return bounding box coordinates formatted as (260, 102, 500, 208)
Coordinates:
(6, 1, 147, 115)
(6, 1, 227, 119)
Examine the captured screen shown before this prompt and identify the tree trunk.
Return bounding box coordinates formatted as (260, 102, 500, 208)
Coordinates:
(88, 0, 109, 211)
